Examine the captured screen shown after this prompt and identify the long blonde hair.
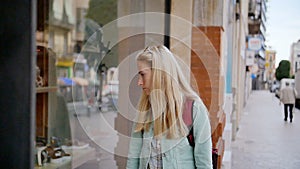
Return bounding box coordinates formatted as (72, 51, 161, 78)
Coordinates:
(135, 45, 200, 139)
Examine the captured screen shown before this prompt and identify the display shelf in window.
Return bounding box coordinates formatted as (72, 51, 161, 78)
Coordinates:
(37, 86, 57, 93)
(36, 45, 56, 139)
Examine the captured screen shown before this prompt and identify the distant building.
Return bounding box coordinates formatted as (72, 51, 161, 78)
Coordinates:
(265, 50, 276, 83)
(290, 40, 300, 75)
(248, 0, 268, 90)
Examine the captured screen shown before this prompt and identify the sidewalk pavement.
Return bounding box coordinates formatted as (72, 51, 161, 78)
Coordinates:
(231, 90, 300, 169)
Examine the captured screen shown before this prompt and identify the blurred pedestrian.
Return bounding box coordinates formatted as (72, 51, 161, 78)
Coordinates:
(126, 45, 213, 169)
(279, 82, 297, 122)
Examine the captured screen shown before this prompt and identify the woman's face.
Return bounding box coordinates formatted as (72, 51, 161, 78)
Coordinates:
(137, 61, 152, 95)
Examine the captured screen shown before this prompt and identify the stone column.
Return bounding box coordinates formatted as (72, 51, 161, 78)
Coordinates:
(169, 0, 193, 77)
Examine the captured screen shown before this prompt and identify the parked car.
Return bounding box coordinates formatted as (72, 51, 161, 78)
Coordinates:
(270, 80, 280, 93)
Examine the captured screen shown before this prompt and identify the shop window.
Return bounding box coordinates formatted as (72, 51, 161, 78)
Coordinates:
(34, 0, 120, 168)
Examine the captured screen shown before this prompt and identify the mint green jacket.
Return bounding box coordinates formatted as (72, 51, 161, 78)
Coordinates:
(126, 100, 213, 169)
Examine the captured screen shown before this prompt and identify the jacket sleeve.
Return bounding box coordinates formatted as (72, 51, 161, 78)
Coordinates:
(193, 100, 213, 169)
(126, 122, 143, 169)
(294, 88, 298, 98)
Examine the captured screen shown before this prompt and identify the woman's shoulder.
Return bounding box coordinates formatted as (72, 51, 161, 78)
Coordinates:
(192, 99, 207, 110)
(191, 99, 209, 119)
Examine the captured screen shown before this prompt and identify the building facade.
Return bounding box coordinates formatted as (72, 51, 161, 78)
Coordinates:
(115, 1, 250, 169)
(247, 0, 268, 90)
(265, 50, 277, 84)
(290, 40, 300, 75)
(0, 0, 271, 168)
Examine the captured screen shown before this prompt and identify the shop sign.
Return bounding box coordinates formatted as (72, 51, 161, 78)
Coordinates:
(56, 58, 74, 67)
(246, 50, 255, 66)
(248, 37, 262, 51)
(265, 62, 270, 68)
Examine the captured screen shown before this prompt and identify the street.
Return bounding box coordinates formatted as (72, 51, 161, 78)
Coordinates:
(232, 90, 300, 169)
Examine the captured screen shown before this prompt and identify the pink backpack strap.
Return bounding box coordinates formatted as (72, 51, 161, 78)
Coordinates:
(182, 99, 194, 128)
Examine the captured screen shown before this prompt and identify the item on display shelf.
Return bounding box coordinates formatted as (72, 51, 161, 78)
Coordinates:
(50, 148, 71, 164)
(36, 136, 47, 147)
(50, 136, 63, 147)
(36, 146, 49, 166)
(36, 65, 44, 87)
(37, 145, 71, 165)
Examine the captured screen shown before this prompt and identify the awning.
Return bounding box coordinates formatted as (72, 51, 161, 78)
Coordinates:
(56, 60, 74, 67)
(57, 77, 89, 86)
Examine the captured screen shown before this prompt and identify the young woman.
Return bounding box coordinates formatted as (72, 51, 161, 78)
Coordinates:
(126, 45, 212, 169)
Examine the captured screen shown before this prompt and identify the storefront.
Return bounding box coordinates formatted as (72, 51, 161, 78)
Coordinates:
(0, 0, 116, 168)
(1, 1, 229, 169)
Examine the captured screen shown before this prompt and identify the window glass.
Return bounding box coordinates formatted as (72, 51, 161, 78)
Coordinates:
(35, 0, 119, 168)
(35, 0, 166, 168)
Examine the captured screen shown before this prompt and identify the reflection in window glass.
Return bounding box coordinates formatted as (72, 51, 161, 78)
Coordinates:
(35, 0, 119, 168)
(35, 0, 167, 167)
